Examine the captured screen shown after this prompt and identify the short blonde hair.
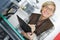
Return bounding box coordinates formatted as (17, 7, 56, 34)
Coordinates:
(41, 1, 56, 13)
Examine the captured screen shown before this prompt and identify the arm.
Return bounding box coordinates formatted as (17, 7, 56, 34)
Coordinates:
(21, 31, 32, 40)
(21, 24, 36, 40)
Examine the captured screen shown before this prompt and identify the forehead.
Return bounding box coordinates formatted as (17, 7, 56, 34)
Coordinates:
(47, 5, 55, 10)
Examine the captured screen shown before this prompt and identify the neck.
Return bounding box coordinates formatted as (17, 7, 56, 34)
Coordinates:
(40, 15, 48, 21)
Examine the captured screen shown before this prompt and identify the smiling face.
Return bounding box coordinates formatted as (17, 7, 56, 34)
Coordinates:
(41, 4, 55, 19)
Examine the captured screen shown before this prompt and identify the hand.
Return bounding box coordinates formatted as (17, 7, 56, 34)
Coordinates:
(28, 24, 36, 33)
(27, 32, 36, 40)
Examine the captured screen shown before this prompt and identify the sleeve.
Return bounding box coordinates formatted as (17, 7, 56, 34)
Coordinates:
(28, 13, 40, 24)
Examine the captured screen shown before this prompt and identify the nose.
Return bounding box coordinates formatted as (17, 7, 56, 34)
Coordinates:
(44, 9, 48, 13)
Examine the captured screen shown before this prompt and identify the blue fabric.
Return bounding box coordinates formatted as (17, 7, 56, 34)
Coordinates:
(0, 0, 11, 12)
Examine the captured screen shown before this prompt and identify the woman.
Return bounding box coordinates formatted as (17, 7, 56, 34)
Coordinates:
(27, 1, 56, 40)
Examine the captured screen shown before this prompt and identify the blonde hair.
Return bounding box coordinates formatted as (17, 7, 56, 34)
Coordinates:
(41, 1, 56, 13)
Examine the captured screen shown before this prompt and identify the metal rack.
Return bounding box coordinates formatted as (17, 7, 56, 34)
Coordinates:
(0, 13, 25, 40)
(0, 0, 25, 40)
